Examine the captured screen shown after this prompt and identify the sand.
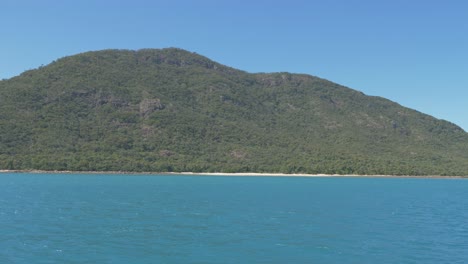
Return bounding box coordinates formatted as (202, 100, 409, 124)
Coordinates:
(0, 170, 465, 178)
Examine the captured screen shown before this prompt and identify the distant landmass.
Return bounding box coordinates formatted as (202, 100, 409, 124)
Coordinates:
(1, 48, 467, 175)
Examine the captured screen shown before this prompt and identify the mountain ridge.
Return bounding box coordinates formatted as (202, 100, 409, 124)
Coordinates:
(1, 48, 467, 175)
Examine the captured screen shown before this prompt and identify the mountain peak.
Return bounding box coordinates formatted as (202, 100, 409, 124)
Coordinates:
(36, 48, 240, 79)
(134, 48, 220, 69)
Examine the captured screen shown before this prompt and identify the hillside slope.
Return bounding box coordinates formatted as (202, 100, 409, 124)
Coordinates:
(1, 48, 467, 175)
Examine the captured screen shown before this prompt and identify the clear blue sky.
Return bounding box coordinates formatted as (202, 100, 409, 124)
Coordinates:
(1, 0, 467, 130)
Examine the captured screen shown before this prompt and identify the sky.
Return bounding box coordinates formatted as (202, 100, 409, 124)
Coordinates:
(1, 0, 467, 130)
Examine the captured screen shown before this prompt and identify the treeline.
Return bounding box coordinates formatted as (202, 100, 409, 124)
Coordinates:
(0, 153, 464, 176)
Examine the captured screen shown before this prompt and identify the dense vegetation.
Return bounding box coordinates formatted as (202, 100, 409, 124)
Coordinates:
(1, 48, 468, 175)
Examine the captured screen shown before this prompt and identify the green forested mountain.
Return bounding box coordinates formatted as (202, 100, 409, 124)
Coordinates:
(1, 48, 467, 175)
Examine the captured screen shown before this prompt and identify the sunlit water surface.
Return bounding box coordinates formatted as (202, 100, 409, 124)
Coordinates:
(1, 173, 467, 263)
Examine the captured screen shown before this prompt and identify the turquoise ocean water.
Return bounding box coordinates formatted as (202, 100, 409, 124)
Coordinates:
(1, 173, 467, 263)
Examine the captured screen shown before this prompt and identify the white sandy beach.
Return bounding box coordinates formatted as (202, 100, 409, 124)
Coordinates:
(0, 170, 465, 178)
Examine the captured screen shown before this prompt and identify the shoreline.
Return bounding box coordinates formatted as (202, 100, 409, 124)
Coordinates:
(0, 170, 466, 179)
